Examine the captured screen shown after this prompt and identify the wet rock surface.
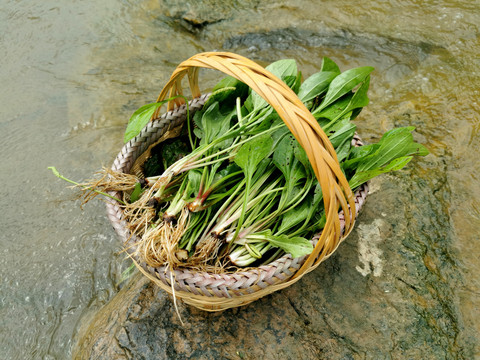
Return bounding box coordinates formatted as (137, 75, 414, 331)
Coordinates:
(159, 0, 260, 32)
(2, 0, 479, 358)
(73, 1, 478, 359)
(74, 174, 472, 359)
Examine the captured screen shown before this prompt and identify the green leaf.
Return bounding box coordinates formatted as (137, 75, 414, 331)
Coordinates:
(124, 101, 169, 143)
(313, 93, 354, 120)
(194, 102, 235, 147)
(151, 137, 191, 173)
(356, 127, 429, 172)
(233, 135, 273, 241)
(213, 76, 243, 92)
(334, 135, 353, 163)
(293, 71, 302, 94)
(250, 158, 273, 184)
(298, 71, 338, 102)
(273, 134, 296, 179)
(278, 200, 310, 234)
(317, 66, 374, 112)
(266, 234, 313, 258)
(283, 71, 302, 93)
(192, 110, 204, 139)
(342, 143, 379, 171)
(214, 163, 241, 183)
(186, 169, 202, 197)
(270, 119, 290, 148)
(273, 134, 308, 211)
(234, 134, 273, 178)
(342, 75, 371, 114)
(318, 116, 357, 163)
(344, 127, 429, 188)
(293, 143, 313, 177)
(349, 156, 413, 190)
(251, 59, 298, 110)
(320, 57, 341, 74)
(210, 75, 249, 106)
(267, 59, 298, 81)
(130, 182, 144, 202)
(283, 75, 297, 89)
(273, 134, 307, 186)
(203, 87, 237, 108)
(243, 96, 253, 112)
(326, 117, 357, 149)
(312, 183, 323, 208)
(323, 75, 371, 122)
(247, 108, 277, 135)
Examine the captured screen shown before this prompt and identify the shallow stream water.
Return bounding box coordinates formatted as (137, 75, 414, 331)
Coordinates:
(1, 0, 479, 358)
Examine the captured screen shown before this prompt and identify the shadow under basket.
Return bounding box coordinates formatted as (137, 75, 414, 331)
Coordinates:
(106, 52, 369, 312)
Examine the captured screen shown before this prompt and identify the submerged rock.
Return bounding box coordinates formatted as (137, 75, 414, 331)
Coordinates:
(72, 4, 476, 358)
(159, 0, 260, 32)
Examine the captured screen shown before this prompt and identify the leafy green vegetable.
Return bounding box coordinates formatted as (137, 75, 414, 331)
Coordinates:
(250, 59, 298, 110)
(266, 233, 313, 258)
(130, 182, 143, 202)
(193, 102, 235, 147)
(124, 101, 167, 143)
(143, 137, 192, 177)
(314, 93, 354, 121)
(59, 56, 429, 269)
(203, 87, 237, 109)
(234, 133, 273, 178)
(273, 134, 307, 207)
(349, 156, 414, 190)
(213, 75, 249, 99)
(325, 117, 357, 148)
(337, 75, 371, 119)
(345, 127, 429, 189)
(277, 200, 310, 235)
(298, 71, 338, 102)
(315, 66, 374, 112)
(344, 127, 429, 172)
(234, 133, 274, 239)
(320, 57, 341, 74)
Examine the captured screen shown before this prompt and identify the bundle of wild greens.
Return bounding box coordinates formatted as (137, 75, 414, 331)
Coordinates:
(53, 57, 428, 271)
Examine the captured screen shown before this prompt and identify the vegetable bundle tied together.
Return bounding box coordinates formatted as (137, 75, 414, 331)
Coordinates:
(119, 57, 428, 271)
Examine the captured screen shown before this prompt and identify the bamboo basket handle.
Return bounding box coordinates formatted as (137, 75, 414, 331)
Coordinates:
(153, 52, 356, 279)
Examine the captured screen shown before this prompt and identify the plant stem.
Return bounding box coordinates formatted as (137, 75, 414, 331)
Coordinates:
(48, 167, 126, 205)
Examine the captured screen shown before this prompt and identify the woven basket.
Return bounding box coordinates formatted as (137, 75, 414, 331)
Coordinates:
(106, 52, 369, 311)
